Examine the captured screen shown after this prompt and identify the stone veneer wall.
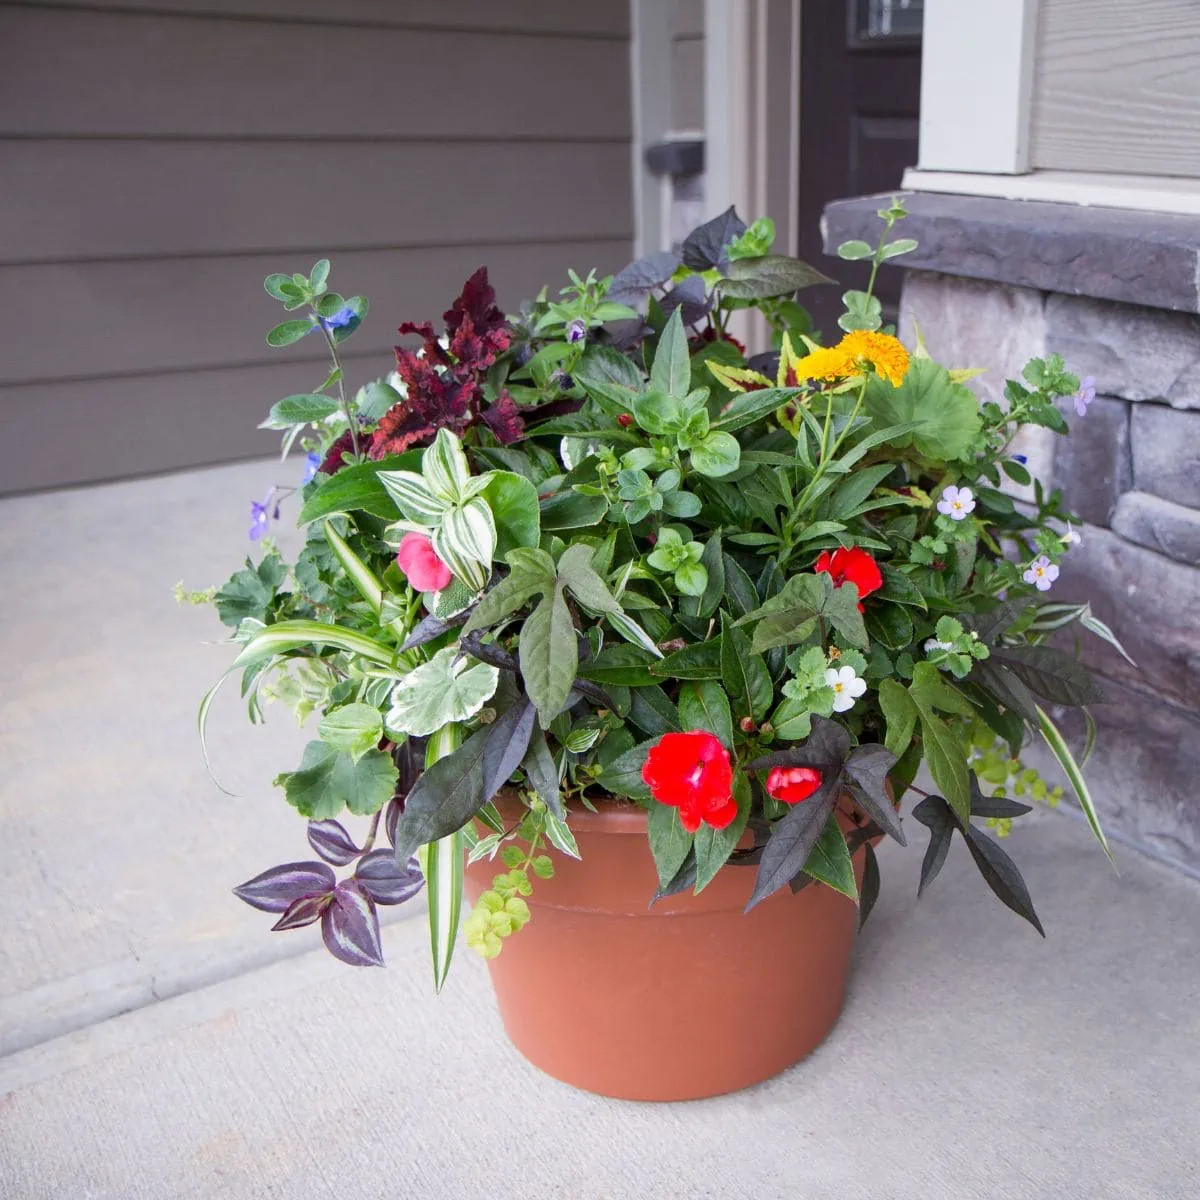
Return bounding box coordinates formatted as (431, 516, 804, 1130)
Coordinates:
(823, 193, 1200, 876)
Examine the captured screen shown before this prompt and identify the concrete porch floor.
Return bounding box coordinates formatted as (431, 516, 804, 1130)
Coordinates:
(2, 460, 1198, 1199)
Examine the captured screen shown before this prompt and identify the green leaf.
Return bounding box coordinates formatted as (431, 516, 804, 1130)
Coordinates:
(712, 387, 802, 432)
(318, 703, 383, 762)
(574, 345, 645, 410)
(1035, 705, 1113, 863)
(556, 542, 621, 614)
(309, 258, 330, 292)
(918, 712, 971, 827)
(633, 389, 686, 435)
(718, 254, 835, 299)
(322, 520, 383, 617)
(802, 815, 858, 898)
(826, 461, 896, 519)
(521, 725, 564, 819)
(837, 240, 873, 261)
(214, 553, 284, 627)
(648, 801, 694, 889)
(433, 498, 496, 592)
(880, 237, 918, 261)
(909, 661, 977, 717)
(461, 550, 555, 634)
(539, 490, 609, 530)
(592, 739, 654, 799)
(862, 357, 982, 462)
(276, 741, 397, 819)
(878, 678, 919, 758)
(519, 584, 578, 727)
(678, 680, 734, 748)
(649, 637, 723, 680)
(742, 572, 867, 652)
(385, 646, 499, 738)
(649, 307, 690, 398)
(693, 771, 751, 891)
(266, 319, 314, 347)
(577, 644, 658, 686)
(299, 453, 421, 523)
(690, 431, 741, 477)
(480, 471, 540, 559)
(627, 685, 681, 738)
(878, 565, 928, 611)
(260, 393, 339, 429)
(681, 532, 725, 619)
(720, 613, 773, 724)
(356, 380, 402, 421)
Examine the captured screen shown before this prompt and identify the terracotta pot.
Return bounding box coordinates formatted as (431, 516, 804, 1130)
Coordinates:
(464, 797, 869, 1101)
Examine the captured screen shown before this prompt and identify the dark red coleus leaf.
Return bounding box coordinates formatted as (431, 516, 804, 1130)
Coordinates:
(480, 390, 525, 445)
(233, 861, 336, 913)
(354, 849, 424, 906)
(318, 429, 358, 476)
(321, 881, 385, 967)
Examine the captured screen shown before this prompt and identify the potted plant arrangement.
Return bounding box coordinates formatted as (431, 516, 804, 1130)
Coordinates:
(193, 202, 1122, 1101)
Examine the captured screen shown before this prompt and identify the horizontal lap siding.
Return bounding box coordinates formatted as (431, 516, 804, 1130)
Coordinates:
(0, 2, 633, 491)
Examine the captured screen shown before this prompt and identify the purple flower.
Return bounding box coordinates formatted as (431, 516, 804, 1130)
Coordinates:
(1022, 555, 1059, 592)
(249, 487, 278, 541)
(567, 318, 587, 344)
(302, 451, 321, 484)
(936, 484, 976, 521)
(1073, 376, 1096, 417)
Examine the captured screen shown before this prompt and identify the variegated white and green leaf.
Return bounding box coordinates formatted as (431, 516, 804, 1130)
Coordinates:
(385, 646, 500, 738)
(232, 620, 395, 670)
(606, 609, 665, 658)
(420, 723, 465, 992)
(378, 469, 448, 525)
(422, 428, 473, 502)
(1035, 704, 1114, 865)
(433, 498, 497, 592)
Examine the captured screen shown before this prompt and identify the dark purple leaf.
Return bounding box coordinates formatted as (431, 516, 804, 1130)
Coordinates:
(321, 882, 385, 966)
(355, 849, 425, 906)
(271, 892, 333, 931)
(482, 699, 537, 803)
(233, 861, 336, 914)
(385, 795, 403, 849)
(400, 613, 463, 652)
(858, 842, 881, 930)
(607, 250, 681, 309)
(962, 825, 1045, 937)
(746, 786, 840, 911)
(681, 206, 747, 270)
(306, 820, 361, 866)
(659, 275, 711, 327)
(912, 795, 955, 896)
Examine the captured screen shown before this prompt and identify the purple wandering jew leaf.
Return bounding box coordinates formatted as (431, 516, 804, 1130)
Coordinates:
(355, 849, 425, 906)
(271, 892, 333, 931)
(233, 861, 336, 913)
(306, 819, 361, 866)
(321, 882, 385, 967)
(385, 796, 403, 849)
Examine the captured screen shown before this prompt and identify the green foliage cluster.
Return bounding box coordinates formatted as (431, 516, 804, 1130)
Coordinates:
(200, 201, 1122, 987)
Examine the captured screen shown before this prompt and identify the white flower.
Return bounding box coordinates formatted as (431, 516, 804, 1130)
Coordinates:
(1062, 521, 1082, 547)
(825, 665, 867, 713)
(924, 638, 954, 654)
(1022, 555, 1059, 592)
(936, 484, 976, 521)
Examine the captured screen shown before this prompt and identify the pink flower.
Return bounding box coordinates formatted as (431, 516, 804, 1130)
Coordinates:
(396, 532, 452, 592)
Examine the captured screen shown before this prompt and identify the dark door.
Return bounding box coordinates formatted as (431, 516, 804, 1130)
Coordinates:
(797, 0, 923, 336)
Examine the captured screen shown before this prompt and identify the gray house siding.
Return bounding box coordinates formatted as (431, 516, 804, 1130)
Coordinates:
(0, 1, 633, 493)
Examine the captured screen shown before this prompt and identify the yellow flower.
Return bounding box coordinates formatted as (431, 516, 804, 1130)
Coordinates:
(838, 331, 909, 386)
(790, 330, 910, 388)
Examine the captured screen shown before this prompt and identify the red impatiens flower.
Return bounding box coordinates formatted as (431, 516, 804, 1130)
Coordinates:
(765, 766, 824, 805)
(396, 532, 452, 593)
(814, 546, 883, 612)
(641, 730, 737, 832)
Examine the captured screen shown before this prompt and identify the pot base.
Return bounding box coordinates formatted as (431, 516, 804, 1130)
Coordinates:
(465, 801, 862, 1102)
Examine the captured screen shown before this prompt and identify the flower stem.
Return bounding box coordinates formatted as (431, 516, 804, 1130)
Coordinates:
(316, 315, 360, 458)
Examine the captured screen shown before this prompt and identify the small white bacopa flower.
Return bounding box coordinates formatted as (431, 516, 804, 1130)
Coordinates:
(825, 665, 867, 713)
(1023, 555, 1059, 592)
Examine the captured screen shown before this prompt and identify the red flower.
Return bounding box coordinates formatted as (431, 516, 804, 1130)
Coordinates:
(641, 731, 736, 832)
(765, 766, 824, 805)
(814, 546, 882, 611)
(396, 532, 452, 592)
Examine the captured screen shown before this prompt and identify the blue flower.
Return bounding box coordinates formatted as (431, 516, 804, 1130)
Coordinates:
(249, 487, 279, 541)
(304, 305, 361, 338)
(302, 451, 321, 484)
(1012, 453, 1028, 465)
(1073, 376, 1096, 417)
(566, 318, 587, 344)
